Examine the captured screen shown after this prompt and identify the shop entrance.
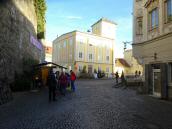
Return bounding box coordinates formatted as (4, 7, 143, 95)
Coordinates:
(153, 69, 161, 97)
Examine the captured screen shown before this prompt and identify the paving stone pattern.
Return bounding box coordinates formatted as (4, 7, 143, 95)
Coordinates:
(0, 79, 172, 129)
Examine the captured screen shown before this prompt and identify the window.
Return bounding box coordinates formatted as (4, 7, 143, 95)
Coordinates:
(98, 66, 101, 72)
(106, 49, 110, 55)
(106, 67, 109, 73)
(79, 39, 84, 44)
(79, 52, 83, 59)
(89, 43, 93, 46)
(69, 38, 73, 46)
(69, 54, 72, 59)
(149, 8, 159, 30)
(64, 41, 66, 48)
(136, 17, 143, 35)
(106, 56, 109, 62)
(79, 65, 83, 72)
(89, 54, 93, 60)
(165, 0, 172, 23)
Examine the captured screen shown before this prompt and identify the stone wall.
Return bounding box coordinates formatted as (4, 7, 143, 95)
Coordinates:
(0, 0, 44, 104)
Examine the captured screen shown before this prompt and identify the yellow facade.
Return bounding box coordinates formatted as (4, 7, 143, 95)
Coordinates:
(124, 49, 143, 75)
(53, 18, 117, 77)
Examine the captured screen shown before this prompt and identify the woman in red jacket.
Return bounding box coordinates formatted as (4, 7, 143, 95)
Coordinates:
(70, 70, 76, 92)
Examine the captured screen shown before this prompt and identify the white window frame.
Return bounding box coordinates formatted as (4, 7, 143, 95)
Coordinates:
(69, 38, 73, 46)
(106, 56, 110, 62)
(149, 8, 159, 30)
(64, 41, 66, 48)
(79, 52, 83, 59)
(106, 67, 109, 73)
(79, 65, 83, 72)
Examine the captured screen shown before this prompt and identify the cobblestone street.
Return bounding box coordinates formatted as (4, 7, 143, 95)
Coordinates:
(0, 79, 172, 129)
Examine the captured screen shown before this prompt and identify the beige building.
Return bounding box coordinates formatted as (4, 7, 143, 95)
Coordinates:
(133, 0, 172, 99)
(53, 18, 117, 77)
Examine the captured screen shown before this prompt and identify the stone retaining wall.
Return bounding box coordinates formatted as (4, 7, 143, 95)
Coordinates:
(0, 0, 44, 105)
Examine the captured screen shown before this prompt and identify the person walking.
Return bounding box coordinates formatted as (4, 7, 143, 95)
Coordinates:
(70, 70, 76, 92)
(65, 72, 70, 88)
(135, 70, 138, 77)
(47, 69, 57, 102)
(59, 72, 68, 96)
(121, 71, 126, 86)
(115, 71, 119, 84)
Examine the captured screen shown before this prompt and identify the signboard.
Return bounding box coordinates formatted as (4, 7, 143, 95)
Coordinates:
(30, 35, 43, 50)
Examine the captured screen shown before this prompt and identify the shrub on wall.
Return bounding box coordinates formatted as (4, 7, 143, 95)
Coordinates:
(82, 65, 87, 73)
(34, 0, 47, 39)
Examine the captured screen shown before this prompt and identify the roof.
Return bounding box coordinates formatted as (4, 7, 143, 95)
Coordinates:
(116, 58, 130, 67)
(54, 30, 115, 42)
(91, 17, 117, 27)
(33, 62, 68, 69)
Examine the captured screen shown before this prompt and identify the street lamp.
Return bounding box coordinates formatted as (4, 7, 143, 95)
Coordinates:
(123, 41, 132, 51)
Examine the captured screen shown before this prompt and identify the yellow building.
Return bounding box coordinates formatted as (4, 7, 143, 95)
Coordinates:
(115, 58, 130, 76)
(114, 49, 143, 76)
(52, 18, 117, 77)
(133, 0, 172, 99)
(124, 49, 143, 75)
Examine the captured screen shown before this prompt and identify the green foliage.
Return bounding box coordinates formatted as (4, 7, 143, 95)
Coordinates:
(78, 73, 94, 79)
(34, 0, 47, 39)
(94, 69, 97, 73)
(82, 65, 87, 73)
(97, 70, 105, 78)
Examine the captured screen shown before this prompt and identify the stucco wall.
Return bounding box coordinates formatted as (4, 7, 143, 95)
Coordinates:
(133, 33, 172, 65)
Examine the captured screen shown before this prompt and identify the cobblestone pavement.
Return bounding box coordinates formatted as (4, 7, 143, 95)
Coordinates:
(0, 79, 172, 129)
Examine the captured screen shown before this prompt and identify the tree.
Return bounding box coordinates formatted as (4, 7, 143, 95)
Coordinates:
(82, 65, 87, 73)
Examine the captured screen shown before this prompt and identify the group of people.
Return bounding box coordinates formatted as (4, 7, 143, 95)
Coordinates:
(115, 71, 125, 85)
(47, 69, 76, 102)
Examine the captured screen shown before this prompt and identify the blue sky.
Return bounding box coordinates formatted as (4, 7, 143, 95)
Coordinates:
(46, 0, 133, 57)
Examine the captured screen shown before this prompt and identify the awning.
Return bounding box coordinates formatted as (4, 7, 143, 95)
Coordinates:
(33, 62, 68, 69)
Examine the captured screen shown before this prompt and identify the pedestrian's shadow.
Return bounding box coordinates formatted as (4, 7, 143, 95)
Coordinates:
(112, 83, 127, 89)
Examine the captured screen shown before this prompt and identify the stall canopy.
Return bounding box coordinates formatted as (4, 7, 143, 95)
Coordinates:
(33, 62, 68, 69)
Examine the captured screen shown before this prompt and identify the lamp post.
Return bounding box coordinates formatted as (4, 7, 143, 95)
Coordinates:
(123, 41, 132, 51)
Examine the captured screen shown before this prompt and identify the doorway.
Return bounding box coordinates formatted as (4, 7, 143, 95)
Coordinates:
(88, 65, 93, 73)
(153, 69, 161, 97)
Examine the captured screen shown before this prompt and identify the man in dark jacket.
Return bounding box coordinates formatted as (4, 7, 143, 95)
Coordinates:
(47, 69, 57, 101)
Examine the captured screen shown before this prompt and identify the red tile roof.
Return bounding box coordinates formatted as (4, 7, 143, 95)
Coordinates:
(116, 58, 130, 67)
